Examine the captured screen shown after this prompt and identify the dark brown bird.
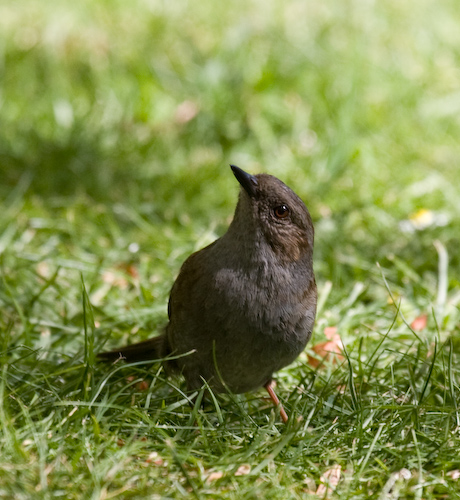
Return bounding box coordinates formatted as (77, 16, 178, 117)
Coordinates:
(98, 165, 317, 422)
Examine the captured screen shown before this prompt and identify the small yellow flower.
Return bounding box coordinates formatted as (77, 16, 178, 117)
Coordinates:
(409, 209, 435, 230)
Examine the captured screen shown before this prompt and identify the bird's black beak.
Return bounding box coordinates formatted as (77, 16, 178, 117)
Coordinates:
(230, 165, 258, 198)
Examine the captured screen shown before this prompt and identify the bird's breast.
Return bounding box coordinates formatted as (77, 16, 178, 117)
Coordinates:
(211, 265, 314, 339)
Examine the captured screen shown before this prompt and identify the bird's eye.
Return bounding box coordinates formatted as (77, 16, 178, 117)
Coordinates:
(273, 205, 290, 219)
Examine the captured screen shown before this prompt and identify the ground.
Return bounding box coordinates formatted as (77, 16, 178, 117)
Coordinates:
(1, 0, 460, 498)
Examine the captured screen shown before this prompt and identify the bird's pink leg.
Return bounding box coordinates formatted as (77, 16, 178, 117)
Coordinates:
(264, 381, 288, 423)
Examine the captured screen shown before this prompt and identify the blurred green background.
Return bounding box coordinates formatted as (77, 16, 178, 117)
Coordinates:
(2, 0, 459, 288)
(2, 1, 460, 497)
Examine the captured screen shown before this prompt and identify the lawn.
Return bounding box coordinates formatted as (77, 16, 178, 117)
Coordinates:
(1, 0, 460, 498)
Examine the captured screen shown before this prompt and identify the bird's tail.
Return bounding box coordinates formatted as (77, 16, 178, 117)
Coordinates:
(97, 334, 170, 364)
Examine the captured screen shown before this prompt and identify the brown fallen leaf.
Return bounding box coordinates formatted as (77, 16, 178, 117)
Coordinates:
(146, 452, 165, 466)
(137, 380, 149, 391)
(102, 270, 129, 289)
(316, 464, 341, 497)
(234, 464, 251, 476)
(116, 262, 139, 280)
(308, 327, 344, 368)
(410, 314, 427, 331)
(175, 100, 200, 124)
(37, 261, 51, 278)
(207, 471, 224, 482)
(324, 326, 338, 339)
(447, 470, 460, 480)
(125, 376, 149, 391)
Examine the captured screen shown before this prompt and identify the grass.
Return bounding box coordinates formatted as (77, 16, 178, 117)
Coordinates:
(1, 0, 460, 498)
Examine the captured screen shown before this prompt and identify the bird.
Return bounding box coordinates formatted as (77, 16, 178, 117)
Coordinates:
(98, 165, 317, 422)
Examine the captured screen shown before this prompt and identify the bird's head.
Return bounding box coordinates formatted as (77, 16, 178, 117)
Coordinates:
(230, 165, 314, 263)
